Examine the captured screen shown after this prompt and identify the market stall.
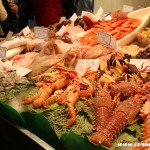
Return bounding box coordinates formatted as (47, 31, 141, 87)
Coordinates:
(0, 6, 150, 150)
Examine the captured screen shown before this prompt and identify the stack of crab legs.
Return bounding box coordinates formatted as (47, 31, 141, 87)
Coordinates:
(22, 62, 150, 148)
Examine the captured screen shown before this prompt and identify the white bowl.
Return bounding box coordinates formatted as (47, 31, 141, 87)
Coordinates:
(117, 7, 150, 49)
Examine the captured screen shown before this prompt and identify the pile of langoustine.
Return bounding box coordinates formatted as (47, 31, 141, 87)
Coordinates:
(22, 55, 150, 149)
(79, 17, 141, 46)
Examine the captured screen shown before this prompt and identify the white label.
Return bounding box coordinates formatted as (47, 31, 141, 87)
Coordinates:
(123, 5, 134, 12)
(95, 6, 104, 20)
(70, 13, 78, 24)
(22, 26, 31, 36)
(110, 36, 117, 49)
(56, 25, 67, 36)
(98, 31, 111, 46)
(16, 67, 32, 76)
(75, 59, 100, 75)
(0, 47, 7, 58)
(6, 31, 13, 38)
(59, 17, 66, 23)
(130, 59, 150, 72)
(98, 31, 117, 49)
(34, 27, 49, 41)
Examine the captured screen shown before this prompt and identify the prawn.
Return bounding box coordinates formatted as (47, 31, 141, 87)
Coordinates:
(65, 92, 79, 126)
(43, 90, 64, 108)
(33, 85, 54, 108)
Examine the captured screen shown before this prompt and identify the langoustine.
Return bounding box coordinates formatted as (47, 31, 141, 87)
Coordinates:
(109, 80, 149, 98)
(65, 92, 79, 126)
(57, 78, 95, 126)
(93, 82, 112, 132)
(43, 89, 64, 108)
(22, 77, 67, 108)
(90, 94, 148, 147)
(133, 99, 150, 150)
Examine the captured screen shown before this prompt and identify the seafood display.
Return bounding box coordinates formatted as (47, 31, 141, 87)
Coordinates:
(0, 6, 150, 150)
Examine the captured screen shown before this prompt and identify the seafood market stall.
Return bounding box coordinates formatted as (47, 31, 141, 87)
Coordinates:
(0, 6, 150, 150)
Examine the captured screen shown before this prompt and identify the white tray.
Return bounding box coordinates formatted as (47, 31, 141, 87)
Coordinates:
(117, 7, 150, 49)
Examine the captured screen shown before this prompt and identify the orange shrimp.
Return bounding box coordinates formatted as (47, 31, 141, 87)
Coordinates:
(57, 84, 75, 104)
(22, 94, 39, 104)
(43, 90, 64, 108)
(33, 78, 67, 108)
(22, 86, 44, 104)
(65, 92, 79, 126)
(52, 78, 67, 90)
(33, 85, 54, 108)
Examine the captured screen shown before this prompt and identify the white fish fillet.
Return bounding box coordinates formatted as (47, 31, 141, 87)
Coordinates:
(26, 39, 45, 51)
(4, 46, 25, 60)
(12, 52, 39, 70)
(0, 37, 31, 50)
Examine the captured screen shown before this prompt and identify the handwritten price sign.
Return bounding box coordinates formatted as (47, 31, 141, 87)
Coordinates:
(130, 59, 150, 72)
(98, 31, 117, 49)
(0, 47, 7, 58)
(75, 59, 100, 76)
(98, 31, 111, 46)
(123, 5, 134, 12)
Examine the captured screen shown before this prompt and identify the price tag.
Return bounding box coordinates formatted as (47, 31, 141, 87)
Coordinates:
(130, 59, 150, 72)
(59, 17, 66, 23)
(56, 25, 67, 36)
(75, 59, 100, 75)
(110, 36, 117, 49)
(98, 31, 117, 49)
(95, 6, 104, 20)
(70, 13, 78, 24)
(22, 26, 31, 36)
(98, 31, 111, 46)
(123, 5, 134, 12)
(16, 67, 32, 76)
(6, 31, 13, 38)
(34, 26, 49, 41)
(0, 47, 7, 58)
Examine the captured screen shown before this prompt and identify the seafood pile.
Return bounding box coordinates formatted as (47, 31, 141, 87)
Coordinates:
(20, 55, 150, 149)
(90, 81, 150, 148)
(79, 17, 141, 46)
(0, 7, 150, 150)
(22, 64, 95, 126)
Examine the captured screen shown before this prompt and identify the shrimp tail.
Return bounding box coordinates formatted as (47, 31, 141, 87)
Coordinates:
(65, 117, 76, 126)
